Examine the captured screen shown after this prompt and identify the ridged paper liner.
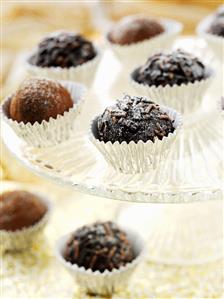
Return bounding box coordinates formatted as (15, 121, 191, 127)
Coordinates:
(197, 14, 224, 61)
(25, 50, 102, 86)
(106, 18, 183, 68)
(0, 193, 51, 253)
(90, 106, 182, 174)
(130, 73, 213, 114)
(55, 228, 144, 296)
(1, 80, 86, 148)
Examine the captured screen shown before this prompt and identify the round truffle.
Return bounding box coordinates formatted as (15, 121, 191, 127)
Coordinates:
(64, 221, 135, 272)
(29, 31, 97, 68)
(108, 16, 164, 45)
(207, 18, 224, 37)
(132, 49, 208, 87)
(0, 190, 47, 231)
(9, 78, 73, 124)
(94, 95, 174, 144)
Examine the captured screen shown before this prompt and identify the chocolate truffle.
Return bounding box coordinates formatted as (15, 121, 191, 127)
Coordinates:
(0, 190, 47, 231)
(9, 78, 73, 124)
(94, 95, 174, 144)
(108, 16, 164, 45)
(29, 31, 97, 68)
(64, 221, 135, 272)
(207, 18, 224, 37)
(132, 50, 208, 87)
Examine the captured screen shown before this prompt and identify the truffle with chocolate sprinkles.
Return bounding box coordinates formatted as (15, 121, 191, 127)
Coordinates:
(29, 31, 97, 68)
(64, 221, 135, 272)
(132, 49, 208, 87)
(9, 78, 73, 124)
(94, 95, 174, 144)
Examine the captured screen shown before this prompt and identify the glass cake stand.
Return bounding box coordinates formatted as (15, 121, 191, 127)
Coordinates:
(1, 37, 223, 264)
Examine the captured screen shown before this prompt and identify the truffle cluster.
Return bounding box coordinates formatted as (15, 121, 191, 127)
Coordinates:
(108, 16, 164, 45)
(9, 78, 73, 124)
(64, 221, 135, 272)
(95, 95, 174, 144)
(132, 50, 208, 87)
(29, 32, 96, 68)
(0, 191, 47, 231)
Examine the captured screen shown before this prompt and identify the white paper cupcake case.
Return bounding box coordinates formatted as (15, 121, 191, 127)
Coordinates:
(25, 50, 102, 86)
(90, 106, 182, 174)
(1, 80, 86, 148)
(130, 75, 213, 115)
(55, 228, 144, 296)
(0, 194, 51, 253)
(106, 18, 183, 68)
(197, 15, 224, 61)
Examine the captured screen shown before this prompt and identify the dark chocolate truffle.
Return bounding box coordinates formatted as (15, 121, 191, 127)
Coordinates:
(64, 221, 135, 272)
(9, 78, 73, 124)
(207, 18, 224, 37)
(108, 16, 164, 45)
(132, 49, 208, 87)
(94, 95, 174, 144)
(0, 190, 47, 231)
(29, 31, 97, 68)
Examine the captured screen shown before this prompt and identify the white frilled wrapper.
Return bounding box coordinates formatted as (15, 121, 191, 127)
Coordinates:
(1, 80, 86, 148)
(0, 194, 51, 254)
(197, 15, 224, 61)
(55, 228, 144, 296)
(90, 106, 182, 174)
(25, 50, 102, 87)
(106, 18, 183, 68)
(130, 73, 213, 115)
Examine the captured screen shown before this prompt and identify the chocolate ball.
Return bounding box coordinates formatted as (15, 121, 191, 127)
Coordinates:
(207, 18, 224, 37)
(132, 49, 208, 87)
(94, 94, 174, 144)
(108, 16, 164, 45)
(64, 221, 135, 272)
(0, 190, 47, 231)
(29, 31, 97, 68)
(9, 78, 73, 124)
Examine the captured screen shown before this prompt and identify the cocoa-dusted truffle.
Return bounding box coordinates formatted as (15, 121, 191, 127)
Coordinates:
(108, 16, 164, 45)
(64, 221, 135, 272)
(94, 95, 174, 144)
(207, 18, 224, 37)
(9, 78, 73, 124)
(132, 50, 208, 87)
(29, 31, 97, 68)
(0, 190, 47, 231)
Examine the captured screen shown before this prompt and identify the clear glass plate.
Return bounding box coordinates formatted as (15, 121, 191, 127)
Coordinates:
(1, 37, 223, 203)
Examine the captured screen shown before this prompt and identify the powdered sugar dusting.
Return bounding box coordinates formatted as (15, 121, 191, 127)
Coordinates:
(10, 78, 73, 124)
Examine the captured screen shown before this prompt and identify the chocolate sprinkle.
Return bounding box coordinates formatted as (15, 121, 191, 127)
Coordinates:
(95, 95, 174, 144)
(132, 49, 208, 87)
(64, 221, 135, 272)
(29, 31, 97, 68)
